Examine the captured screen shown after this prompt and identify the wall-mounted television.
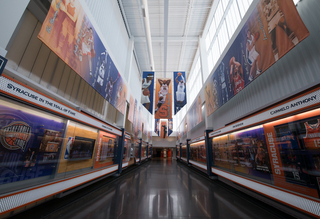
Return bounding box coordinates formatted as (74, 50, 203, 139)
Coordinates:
(69, 137, 95, 160)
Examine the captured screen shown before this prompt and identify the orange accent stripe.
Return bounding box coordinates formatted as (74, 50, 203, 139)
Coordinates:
(0, 165, 118, 215)
(212, 167, 320, 204)
(212, 168, 319, 217)
(1, 75, 121, 134)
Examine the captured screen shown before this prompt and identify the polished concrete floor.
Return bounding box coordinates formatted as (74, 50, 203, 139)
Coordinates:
(46, 159, 285, 219)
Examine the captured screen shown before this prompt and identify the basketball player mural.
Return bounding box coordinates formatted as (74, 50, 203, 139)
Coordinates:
(105, 73, 120, 103)
(155, 79, 171, 118)
(81, 27, 95, 77)
(175, 73, 186, 113)
(246, 30, 262, 81)
(218, 62, 229, 104)
(229, 57, 245, 95)
(141, 74, 154, 112)
(262, 0, 299, 61)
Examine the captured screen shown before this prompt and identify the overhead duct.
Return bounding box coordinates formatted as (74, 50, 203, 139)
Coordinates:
(141, 0, 155, 71)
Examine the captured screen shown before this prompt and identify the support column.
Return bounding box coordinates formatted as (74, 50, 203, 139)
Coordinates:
(187, 139, 191, 166)
(205, 129, 217, 179)
(116, 128, 126, 175)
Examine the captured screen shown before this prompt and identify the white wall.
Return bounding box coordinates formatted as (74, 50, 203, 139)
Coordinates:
(0, 0, 30, 56)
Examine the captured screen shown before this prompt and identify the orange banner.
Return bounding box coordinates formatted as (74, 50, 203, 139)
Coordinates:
(154, 78, 172, 119)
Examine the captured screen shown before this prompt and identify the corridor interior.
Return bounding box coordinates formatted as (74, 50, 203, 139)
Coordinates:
(12, 159, 292, 219)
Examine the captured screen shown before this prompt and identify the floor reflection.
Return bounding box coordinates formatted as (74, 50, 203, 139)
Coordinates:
(47, 159, 283, 219)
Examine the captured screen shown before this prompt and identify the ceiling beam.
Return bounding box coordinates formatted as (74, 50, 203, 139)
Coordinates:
(164, 0, 169, 78)
(134, 36, 199, 43)
(178, 0, 194, 70)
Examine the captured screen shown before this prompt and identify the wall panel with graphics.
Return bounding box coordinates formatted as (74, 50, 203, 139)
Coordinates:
(207, 0, 320, 131)
(57, 121, 98, 174)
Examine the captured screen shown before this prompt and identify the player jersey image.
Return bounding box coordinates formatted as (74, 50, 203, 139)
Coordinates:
(278, 128, 300, 150)
(233, 74, 244, 94)
(304, 119, 320, 150)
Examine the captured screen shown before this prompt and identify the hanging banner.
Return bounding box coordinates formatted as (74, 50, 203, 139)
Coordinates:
(168, 118, 173, 136)
(205, 0, 309, 117)
(160, 120, 168, 139)
(187, 95, 203, 132)
(141, 72, 154, 114)
(38, 0, 127, 115)
(127, 95, 135, 124)
(154, 119, 160, 136)
(154, 78, 172, 119)
(173, 72, 186, 115)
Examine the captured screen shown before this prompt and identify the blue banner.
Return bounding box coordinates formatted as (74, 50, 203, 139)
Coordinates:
(154, 119, 160, 136)
(173, 72, 186, 114)
(168, 118, 173, 136)
(141, 72, 154, 114)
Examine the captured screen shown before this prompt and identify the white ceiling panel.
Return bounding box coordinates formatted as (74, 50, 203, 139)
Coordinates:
(119, 0, 213, 76)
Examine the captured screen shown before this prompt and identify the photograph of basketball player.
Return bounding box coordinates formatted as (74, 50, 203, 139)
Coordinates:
(24, 148, 38, 167)
(141, 74, 154, 111)
(255, 140, 267, 166)
(229, 57, 245, 95)
(303, 119, 320, 150)
(116, 84, 126, 114)
(39, 130, 62, 152)
(155, 119, 160, 136)
(262, 0, 299, 61)
(218, 62, 229, 104)
(57, 0, 81, 62)
(204, 83, 213, 116)
(246, 30, 262, 81)
(175, 73, 186, 112)
(105, 73, 120, 103)
(81, 27, 95, 77)
(155, 79, 171, 114)
(161, 124, 167, 139)
(96, 50, 108, 92)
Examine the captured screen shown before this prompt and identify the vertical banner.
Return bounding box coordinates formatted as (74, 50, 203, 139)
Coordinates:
(168, 118, 173, 136)
(160, 120, 168, 139)
(205, 0, 309, 117)
(173, 72, 186, 114)
(154, 78, 172, 119)
(127, 95, 135, 124)
(38, 0, 127, 114)
(141, 72, 154, 114)
(154, 119, 160, 136)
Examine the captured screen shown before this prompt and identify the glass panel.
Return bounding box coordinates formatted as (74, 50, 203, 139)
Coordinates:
(190, 141, 206, 164)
